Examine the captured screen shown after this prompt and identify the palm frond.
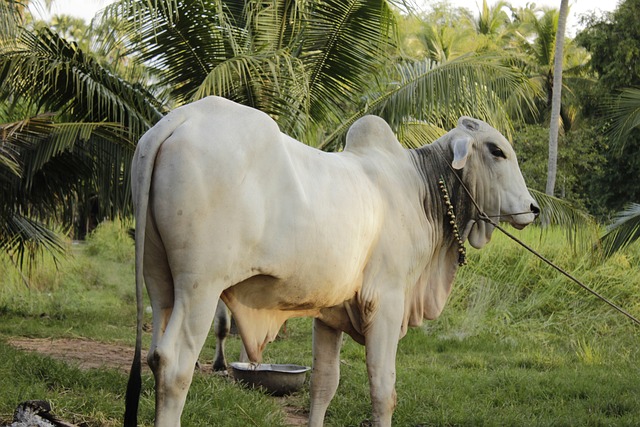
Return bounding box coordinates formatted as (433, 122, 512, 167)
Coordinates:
(606, 88, 640, 152)
(2, 115, 133, 189)
(302, 0, 396, 126)
(396, 121, 448, 149)
(112, 0, 243, 106)
(0, 129, 22, 179)
(0, 27, 163, 137)
(117, 0, 398, 138)
(389, 53, 535, 133)
(191, 50, 310, 134)
(600, 203, 640, 258)
(0, 0, 21, 44)
(1, 114, 135, 244)
(530, 188, 597, 247)
(0, 210, 65, 272)
(318, 53, 535, 149)
(244, 0, 306, 52)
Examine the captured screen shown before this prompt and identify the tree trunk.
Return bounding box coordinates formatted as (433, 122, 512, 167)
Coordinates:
(546, 0, 569, 196)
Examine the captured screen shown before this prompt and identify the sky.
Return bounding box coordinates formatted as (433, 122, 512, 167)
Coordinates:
(29, 0, 619, 35)
(443, 0, 619, 36)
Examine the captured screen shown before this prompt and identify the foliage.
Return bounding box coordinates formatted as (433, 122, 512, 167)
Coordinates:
(322, 52, 537, 149)
(529, 189, 597, 248)
(509, 5, 591, 130)
(105, 0, 399, 139)
(513, 122, 606, 210)
(402, 3, 475, 62)
(575, 0, 640, 90)
(574, 0, 640, 213)
(2, 24, 163, 136)
(398, 0, 515, 61)
(0, 114, 135, 268)
(595, 88, 640, 255)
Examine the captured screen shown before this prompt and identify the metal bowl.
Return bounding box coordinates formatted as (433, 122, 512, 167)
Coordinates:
(230, 362, 310, 396)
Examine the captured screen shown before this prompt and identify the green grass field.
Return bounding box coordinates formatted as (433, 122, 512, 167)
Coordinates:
(1, 221, 639, 426)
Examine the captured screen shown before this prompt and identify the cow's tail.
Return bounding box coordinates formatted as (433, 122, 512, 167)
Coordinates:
(124, 112, 186, 427)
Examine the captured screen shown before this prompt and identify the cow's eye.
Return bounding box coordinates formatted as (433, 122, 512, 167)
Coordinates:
(488, 143, 506, 159)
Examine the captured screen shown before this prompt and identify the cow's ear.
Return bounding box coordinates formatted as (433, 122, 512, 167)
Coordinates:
(460, 117, 480, 132)
(451, 134, 473, 169)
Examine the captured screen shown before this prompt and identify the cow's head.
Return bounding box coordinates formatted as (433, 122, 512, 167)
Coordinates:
(447, 117, 539, 249)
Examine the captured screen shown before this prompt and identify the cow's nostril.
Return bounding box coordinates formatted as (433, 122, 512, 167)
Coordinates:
(531, 203, 541, 217)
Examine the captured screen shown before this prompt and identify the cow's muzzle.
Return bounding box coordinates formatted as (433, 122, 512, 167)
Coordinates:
(505, 203, 540, 229)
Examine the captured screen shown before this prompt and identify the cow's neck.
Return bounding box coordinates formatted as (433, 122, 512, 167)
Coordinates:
(410, 142, 477, 252)
(405, 142, 479, 324)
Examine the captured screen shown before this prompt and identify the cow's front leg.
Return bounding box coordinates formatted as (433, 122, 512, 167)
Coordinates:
(363, 293, 403, 427)
(308, 318, 343, 427)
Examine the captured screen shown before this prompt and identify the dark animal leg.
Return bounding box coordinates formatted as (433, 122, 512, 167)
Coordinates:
(212, 299, 230, 371)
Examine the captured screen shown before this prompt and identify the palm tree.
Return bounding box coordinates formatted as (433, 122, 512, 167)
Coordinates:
(509, 4, 589, 129)
(0, 115, 132, 267)
(0, 0, 161, 269)
(403, 3, 475, 63)
(546, 0, 569, 196)
(107, 0, 534, 143)
(466, 0, 513, 52)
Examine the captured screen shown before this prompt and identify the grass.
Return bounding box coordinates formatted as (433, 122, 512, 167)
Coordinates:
(1, 221, 639, 426)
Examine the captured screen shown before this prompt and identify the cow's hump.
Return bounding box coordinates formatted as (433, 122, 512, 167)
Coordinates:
(344, 115, 404, 155)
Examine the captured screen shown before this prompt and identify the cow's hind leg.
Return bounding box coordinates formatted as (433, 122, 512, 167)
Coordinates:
(308, 319, 343, 427)
(212, 299, 230, 371)
(143, 233, 175, 372)
(151, 275, 222, 427)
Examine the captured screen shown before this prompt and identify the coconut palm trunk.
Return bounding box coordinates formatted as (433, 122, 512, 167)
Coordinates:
(546, 0, 569, 196)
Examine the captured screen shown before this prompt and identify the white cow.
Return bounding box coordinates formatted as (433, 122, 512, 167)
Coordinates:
(124, 96, 539, 427)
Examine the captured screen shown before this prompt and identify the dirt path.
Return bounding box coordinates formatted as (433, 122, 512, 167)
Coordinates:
(7, 337, 308, 426)
(9, 337, 146, 372)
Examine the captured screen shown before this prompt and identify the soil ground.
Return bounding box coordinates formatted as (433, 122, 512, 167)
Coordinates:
(7, 337, 307, 426)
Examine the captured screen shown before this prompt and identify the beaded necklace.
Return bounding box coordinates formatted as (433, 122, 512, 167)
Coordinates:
(438, 177, 467, 266)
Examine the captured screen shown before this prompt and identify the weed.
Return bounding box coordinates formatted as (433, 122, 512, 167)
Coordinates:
(573, 338, 603, 365)
(84, 220, 134, 263)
